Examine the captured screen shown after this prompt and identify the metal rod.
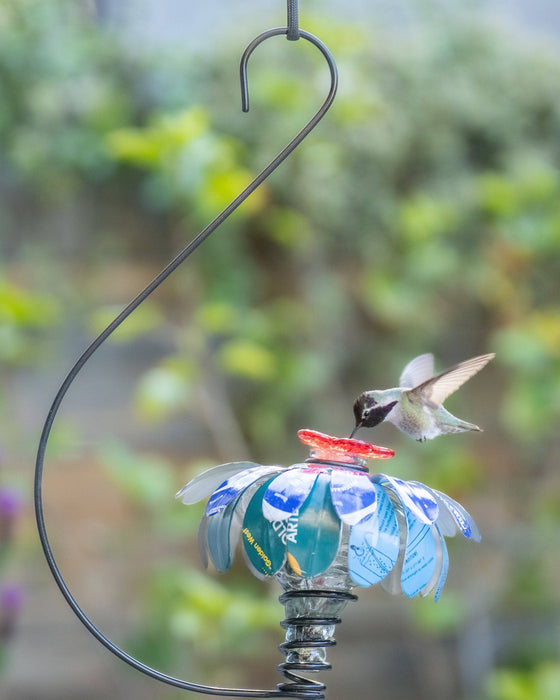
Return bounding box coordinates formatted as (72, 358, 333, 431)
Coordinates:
(34, 26, 338, 700)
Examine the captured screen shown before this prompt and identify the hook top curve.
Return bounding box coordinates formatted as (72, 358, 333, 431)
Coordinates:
(240, 28, 338, 113)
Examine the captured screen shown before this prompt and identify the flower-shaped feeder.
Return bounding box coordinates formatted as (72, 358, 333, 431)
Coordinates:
(177, 429, 480, 696)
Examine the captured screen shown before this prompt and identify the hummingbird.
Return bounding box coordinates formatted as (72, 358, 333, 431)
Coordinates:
(351, 352, 495, 442)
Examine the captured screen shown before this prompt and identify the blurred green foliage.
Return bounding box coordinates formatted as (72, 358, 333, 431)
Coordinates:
(0, 277, 59, 364)
(100, 442, 280, 676)
(487, 663, 560, 700)
(2, 0, 560, 695)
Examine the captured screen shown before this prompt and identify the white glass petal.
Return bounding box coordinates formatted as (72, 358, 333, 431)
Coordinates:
(176, 461, 259, 504)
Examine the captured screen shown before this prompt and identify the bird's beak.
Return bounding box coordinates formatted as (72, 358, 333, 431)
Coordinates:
(349, 423, 362, 439)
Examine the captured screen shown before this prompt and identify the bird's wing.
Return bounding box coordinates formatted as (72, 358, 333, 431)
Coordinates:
(399, 353, 434, 388)
(408, 353, 495, 407)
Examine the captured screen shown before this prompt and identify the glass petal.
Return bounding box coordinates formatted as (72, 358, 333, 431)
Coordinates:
(401, 510, 437, 597)
(434, 525, 449, 602)
(434, 490, 481, 541)
(348, 484, 399, 587)
(287, 473, 341, 578)
(242, 479, 287, 577)
(206, 465, 284, 516)
(197, 515, 209, 569)
(330, 470, 377, 525)
(176, 461, 260, 504)
(431, 493, 457, 537)
(262, 466, 319, 521)
(206, 474, 274, 572)
(418, 524, 446, 598)
(207, 497, 241, 572)
(376, 475, 439, 524)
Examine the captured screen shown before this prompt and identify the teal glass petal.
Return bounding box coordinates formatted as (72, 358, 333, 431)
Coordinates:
(242, 479, 286, 577)
(286, 473, 341, 578)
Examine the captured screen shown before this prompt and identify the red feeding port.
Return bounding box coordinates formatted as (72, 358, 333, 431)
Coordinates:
(297, 428, 395, 462)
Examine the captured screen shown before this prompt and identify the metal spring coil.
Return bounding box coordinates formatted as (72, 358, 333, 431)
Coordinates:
(276, 590, 358, 699)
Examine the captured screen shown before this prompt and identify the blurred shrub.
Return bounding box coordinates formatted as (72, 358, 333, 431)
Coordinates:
(101, 442, 279, 675)
(487, 663, 560, 700)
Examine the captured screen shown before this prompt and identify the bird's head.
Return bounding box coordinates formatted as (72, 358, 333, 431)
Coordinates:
(352, 393, 398, 436)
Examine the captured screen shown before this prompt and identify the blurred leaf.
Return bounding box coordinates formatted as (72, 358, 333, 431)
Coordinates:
(0, 280, 58, 327)
(410, 591, 466, 635)
(487, 664, 560, 700)
(195, 302, 241, 334)
(106, 108, 209, 166)
(477, 173, 519, 218)
(218, 340, 277, 381)
(135, 359, 195, 422)
(399, 193, 459, 244)
(100, 442, 174, 508)
(88, 302, 163, 343)
(197, 167, 266, 220)
(132, 564, 279, 669)
(264, 207, 315, 250)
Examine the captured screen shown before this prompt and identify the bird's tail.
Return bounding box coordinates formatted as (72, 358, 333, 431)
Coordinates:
(445, 418, 482, 434)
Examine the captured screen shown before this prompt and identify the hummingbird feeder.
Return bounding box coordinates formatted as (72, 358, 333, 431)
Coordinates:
(176, 428, 479, 696)
(34, 2, 482, 699)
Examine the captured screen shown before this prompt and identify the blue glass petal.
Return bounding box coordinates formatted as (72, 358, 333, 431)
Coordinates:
(431, 494, 457, 537)
(262, 467, 319, 521)
(434, 525, 449, 602)
(418, 524, 448, 598)
(206, 465, 283, 516)
(376, 475, 439, 524)
(401, 510, 437, 597)
(330, 470, 377, 526)
(349, 484, 399, 587)
(434, 490, 481, 541)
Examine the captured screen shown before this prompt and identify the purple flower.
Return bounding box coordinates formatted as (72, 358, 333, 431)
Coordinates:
(0, 487, 23, 546)
(0, 582, 24, 641)
(0, 583, 24, 613)
(0, 488, 23, 519)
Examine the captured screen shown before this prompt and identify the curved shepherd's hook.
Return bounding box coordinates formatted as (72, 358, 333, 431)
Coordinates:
(34, 27, 338, 700)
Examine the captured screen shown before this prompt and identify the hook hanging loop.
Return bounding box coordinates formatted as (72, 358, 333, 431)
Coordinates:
(241, 28, 337, 115)
(34, 21, 338, 700)
(287, 0, 299, 41)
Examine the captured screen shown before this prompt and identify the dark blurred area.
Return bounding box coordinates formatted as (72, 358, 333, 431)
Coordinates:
(1, 1, 560, 698)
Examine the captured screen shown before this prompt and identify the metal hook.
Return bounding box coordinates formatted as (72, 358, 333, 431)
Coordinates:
(241, 28, 337, 114)
(34, 23, 338, 700)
